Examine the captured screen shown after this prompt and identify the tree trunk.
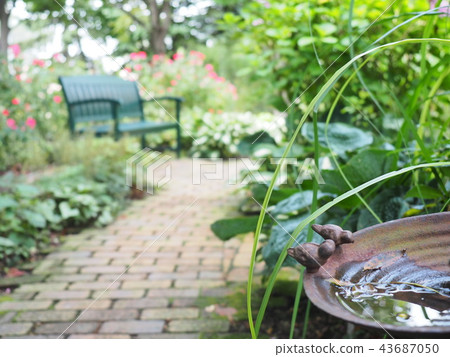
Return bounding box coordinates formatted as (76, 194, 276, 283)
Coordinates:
(0, 0, 10, 57)
(147, 0, 171, 54)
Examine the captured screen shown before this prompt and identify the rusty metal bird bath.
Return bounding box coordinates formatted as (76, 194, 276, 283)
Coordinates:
(299, 212, 450, 335)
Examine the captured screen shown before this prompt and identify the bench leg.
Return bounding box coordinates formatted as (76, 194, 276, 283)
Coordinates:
(141, 134, 147, 149)
(176, 127, 181, 158)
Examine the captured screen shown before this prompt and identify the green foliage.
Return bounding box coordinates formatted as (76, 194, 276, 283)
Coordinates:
(211, 216, 261, 241)
(0, 163, 129, 270)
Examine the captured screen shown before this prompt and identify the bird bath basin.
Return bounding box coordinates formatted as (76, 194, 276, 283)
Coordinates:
(297, 212, 450, 335)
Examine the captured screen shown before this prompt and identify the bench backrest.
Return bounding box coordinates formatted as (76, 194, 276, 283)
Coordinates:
(59, 75, 144, 128)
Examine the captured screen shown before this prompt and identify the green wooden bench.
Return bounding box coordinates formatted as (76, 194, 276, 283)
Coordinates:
(59, 75, 183, 156)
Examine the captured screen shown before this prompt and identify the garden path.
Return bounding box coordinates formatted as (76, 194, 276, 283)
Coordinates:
(0, 159, 253, 338)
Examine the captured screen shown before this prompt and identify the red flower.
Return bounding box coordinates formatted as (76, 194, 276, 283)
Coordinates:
(25, 117, 36, 129)
(6, 118, 18, 130)
(2, 109, 9, 116)
(9, 44, 21, 57)
(11, 98, 20, 105)
(53, 95, 62, 103)
(170, 80, 177, 86)
(32, 59, 45, 67)
(130, 51, 147, 60)
(173, 53, 184, 60)
(152, 54, 161, 62)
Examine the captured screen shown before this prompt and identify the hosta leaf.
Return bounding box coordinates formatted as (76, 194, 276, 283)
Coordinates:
(272, 190, 328, 216)
(59, 202, 80, 219)
(211, 216, 261, 241)
(0, 237, 16, 247)
(21, 210, 46, 228)
(0, 196, 18, 210)
(301, 122, 373, 157)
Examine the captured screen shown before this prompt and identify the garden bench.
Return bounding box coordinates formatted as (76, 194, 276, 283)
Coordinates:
(59, 75, 183, 156)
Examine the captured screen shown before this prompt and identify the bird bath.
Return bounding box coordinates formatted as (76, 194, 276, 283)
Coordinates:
(290, 212, 450, 335)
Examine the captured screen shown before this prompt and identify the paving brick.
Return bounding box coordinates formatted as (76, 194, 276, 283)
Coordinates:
(81, 266, 126, 274)
(94, 252, 136, 258)
(47, 274, 97, 282)
(0, 323, 33, 336)
(128, 265, 175, 273)
(97, 274, 147, 281)
(0, 311, 16, 324)
(228, 268, 249, 282)
(113, 298, 169, 309)
(46, 251, 92, 259)
(92, 289, 145, 299)
(34, 322, 99, 335)
(32, 260, 64, 274)
(141, 308, 199, 320)
(174, 280, 225, 288)
(110, 258, 154, 266)
(15, 283, 68, 292)
(147, 289, 199, 298)
(171, 299, 197, 307)
(78, 309, 138, 321)
(167, 319, 229, 333)
(69, 334, 131, 339)
(64, 258, 110, 266)
(0, 300, 52, 311)
(54, 299, 111, 310)
(69, 281, 121, 290)
(121, 280, 172, 289)
(99, 320, 164, 334)
(148, 272, 197, 280)
(15, 310, 77, 322)
(199, 271, 224, 279)
(201, 288, 234, 297)
(35, 290, 90, 300)
(136, 333, 200, 339)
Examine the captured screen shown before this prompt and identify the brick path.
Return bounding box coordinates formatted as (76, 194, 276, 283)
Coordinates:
(0, 159, 253, 338)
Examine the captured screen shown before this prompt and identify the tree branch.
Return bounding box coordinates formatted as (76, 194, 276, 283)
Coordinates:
(113, 3, 147, 28)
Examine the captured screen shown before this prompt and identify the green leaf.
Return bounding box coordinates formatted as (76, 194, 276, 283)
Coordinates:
(0, 196, 18, 210)
(262, 215, 322, 270)
(301, 122, 373, 157)
(0, 237, 16, 247)
(14, 184, 40, 198)
(314, 23, 337, 36)
(237, 132, 276, 156)
(59, 202, 80, 219)
(405, 185, 443, 200)
(297, 37, 315, 47)
(211, 216, 261, 241)
(272, 190, 327, 216)
(357, 188, 409, 230)
(21, 210, 46, 228)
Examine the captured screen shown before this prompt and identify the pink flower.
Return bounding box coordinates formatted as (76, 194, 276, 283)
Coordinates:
(26, 78, 32, 83)
(9, 44, 21, 57)
(130, 51, 147, 60)
(152, 54, 161, 62)
(216, 77, 225, 83)
(170, 80, 177, 86)
(208, 108, 215, 113)
(25, 103, 31, 111)
(53, 95, 62, 103)
(32, 59, 45, 67)
(173, 53, 184, 60)
(25, 117, 36, 129)
(190, 50, 205, 61)
(166, 87, 173, 92)
(166, 59, 173, 64)
(153, 72, 163, 79)
(15, 74, 21, 81)
(53, 53, 62, 62)
(207, 71, 218, 80)
(11, 98, 20, 105)
(124, 67, 132, 73)
(2, 109, 10, 116)
(134, 64, 143, 71)
(6, 118, 17, 130)
(205, 64, 214, 71)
